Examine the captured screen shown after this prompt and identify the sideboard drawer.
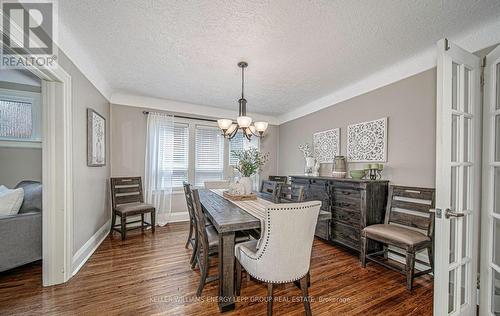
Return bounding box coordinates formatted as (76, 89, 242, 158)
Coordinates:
(331, 207, 361, 228)
(331, 198, 361, 212)
(332, 187, 361, 200)
(331, 221, 360, 250)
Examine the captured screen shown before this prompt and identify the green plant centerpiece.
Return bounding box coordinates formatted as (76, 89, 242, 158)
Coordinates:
(231, 147, 269, 194)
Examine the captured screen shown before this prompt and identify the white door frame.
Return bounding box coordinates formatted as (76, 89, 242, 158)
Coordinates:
(434, 38, 481, 315)
(39, 66, 73, 286)
(480, 45, 500, 315)
(0, 36, 73, 285)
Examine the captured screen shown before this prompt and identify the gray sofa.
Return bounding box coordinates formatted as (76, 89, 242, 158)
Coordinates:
(0, 181, 42, 272)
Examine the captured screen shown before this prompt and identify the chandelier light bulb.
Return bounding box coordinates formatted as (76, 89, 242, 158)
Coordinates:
(254, 121, 268, 133)
(217, 119, 233, 130)
(237, 116, 252, 128)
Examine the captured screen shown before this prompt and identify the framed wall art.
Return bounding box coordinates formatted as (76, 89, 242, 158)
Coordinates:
(87, 108, 106, 166)
(313, 128, 340, 163)
(347, 117, 387, 162)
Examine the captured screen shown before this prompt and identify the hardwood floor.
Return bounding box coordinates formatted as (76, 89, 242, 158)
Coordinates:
(0, 222, 433, 315)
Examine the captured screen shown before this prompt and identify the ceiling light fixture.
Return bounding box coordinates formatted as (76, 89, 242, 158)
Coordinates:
(217, 61, 268, 140)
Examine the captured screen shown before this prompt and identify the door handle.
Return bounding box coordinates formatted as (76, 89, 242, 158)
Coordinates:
(445, 209, 464, 219)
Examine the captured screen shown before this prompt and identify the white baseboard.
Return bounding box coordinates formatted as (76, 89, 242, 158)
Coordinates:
(169, 211, 189, 223)
(71, 219, 110, 276)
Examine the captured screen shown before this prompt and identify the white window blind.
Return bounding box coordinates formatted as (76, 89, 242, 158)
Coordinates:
(229, 131, 261, 191)
(171, 123, 189, 187)
(0, 99, 33, 139)
(229, 132, 260, 166)
(195, 125, 224, 186)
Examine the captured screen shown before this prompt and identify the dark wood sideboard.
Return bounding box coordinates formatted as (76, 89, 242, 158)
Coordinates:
(290, 176, 389, 253)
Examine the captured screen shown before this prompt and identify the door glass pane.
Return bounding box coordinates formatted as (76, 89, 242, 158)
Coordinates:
(452, 115, 459, 162)
(493, 269, 500, 315)
(451, 166, 458, 211)
(495, 167, 500, 215)
(460, 264, 467, 306)
(496, 63, 500, 110)
(461, 215, 468, 259)
(494, 218, 500, 267)
(495, 115, 500, 162)
(464, 68, 470, 113)
(452, 62, 459, 110)
(463, 166, 470, 210)
(449, 269, 456, 313)
(450, 217, 457, 264)
(464, 117, 471, 162)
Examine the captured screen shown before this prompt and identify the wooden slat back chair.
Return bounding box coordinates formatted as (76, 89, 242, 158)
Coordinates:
(268, 176, 287, 183)
(110, 177, 155, 240)
(183, 182, 199, 268)
(360, 185, 436, 291)
(276, 183, 305, 202)
(260, 180, 279, 196)
(190, 187, 220, 297)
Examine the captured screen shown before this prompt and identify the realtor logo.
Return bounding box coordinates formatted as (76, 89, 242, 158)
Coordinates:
(1, 0, 58, 68)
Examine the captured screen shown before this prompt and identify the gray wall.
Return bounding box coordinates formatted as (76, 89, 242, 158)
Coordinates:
(0, 147, 42, 188)
(57, 52, 111, 255)
(110, 103, 279, 214)
(278, 68, 437, 188)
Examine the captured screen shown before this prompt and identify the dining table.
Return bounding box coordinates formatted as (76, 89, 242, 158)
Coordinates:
(197, 189, 331, 312)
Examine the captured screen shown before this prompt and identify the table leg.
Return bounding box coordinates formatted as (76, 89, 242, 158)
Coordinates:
(218, 231, 236, 312)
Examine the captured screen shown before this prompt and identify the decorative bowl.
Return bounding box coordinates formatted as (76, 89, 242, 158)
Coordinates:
(350, 170, 366, 180)
(332, 171, 347, 179)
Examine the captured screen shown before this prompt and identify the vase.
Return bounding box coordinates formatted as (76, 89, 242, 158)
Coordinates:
(305, 157, 315, 176)
(239, 177, 253, 195)
(332, 156, 347, 178)
(313, 160, 320, 176)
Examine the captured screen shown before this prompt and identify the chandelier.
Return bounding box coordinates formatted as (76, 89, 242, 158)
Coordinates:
(217, 61, 268, 140)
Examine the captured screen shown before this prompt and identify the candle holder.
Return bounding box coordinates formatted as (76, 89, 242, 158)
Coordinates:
(365, 164, 384, 180)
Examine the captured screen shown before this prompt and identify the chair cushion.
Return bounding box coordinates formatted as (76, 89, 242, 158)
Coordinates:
(206, 226, 250, 248)
(235, 239, 259, 261)
(206, 225, 219, 247)
(115, 202, 154, 215)
(363, 224, 430, 246)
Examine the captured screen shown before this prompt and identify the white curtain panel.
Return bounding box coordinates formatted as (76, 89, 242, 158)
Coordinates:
(144, 113, 174, 226)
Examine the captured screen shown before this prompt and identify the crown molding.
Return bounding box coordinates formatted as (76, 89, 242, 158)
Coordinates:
(110, 92, 280, 125)
(277, 18, 500, 124)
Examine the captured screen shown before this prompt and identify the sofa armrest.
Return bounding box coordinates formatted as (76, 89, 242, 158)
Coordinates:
(0, 212, 42, 272)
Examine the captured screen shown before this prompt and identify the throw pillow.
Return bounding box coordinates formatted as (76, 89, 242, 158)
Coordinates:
(0, 188, 24, 216)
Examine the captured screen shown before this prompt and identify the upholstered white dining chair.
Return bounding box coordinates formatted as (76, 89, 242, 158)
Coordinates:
(203, 180, 230, 190)
(235, 201, 321, 316)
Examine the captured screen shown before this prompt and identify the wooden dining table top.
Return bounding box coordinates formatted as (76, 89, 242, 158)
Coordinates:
(198, 189, 331, 234)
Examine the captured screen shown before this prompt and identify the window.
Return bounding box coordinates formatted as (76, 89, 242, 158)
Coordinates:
(229, 132, 260, 166)
(171, 123, 189, 187)
(158, 118, 263, 189)
(0, 99, 32, 138)
(195, 125, 224, 186)
(229, 132, 261, 190)
(0, 89, 41, 144)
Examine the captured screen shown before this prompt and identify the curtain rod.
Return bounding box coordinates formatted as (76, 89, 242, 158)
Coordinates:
(142, 110, 217, 123)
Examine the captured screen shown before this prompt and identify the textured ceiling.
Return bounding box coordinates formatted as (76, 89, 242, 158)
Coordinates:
(59, 0, 500, 116)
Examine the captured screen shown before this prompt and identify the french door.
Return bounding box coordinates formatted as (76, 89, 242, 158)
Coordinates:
(434, 39, 481, 315)
(479, 44, 500, 316)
